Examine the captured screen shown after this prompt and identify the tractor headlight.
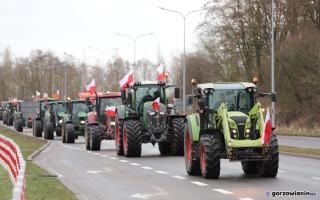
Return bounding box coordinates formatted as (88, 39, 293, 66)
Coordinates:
(159, 111, 165, 115)
(245, 129, 251, 139)
(232, 129, 238, 139)
(59, 119, 63, 124)
(110, 122, 115, 126)
(80, 120, 85, 124)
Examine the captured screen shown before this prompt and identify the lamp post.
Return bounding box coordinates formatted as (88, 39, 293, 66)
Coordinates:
(159, 7, 207, 114)
(115, 32, 153, 66)
(88, 47, 119, 92)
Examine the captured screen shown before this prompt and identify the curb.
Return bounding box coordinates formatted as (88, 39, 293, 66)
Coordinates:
(280, 151, 320, 160)
(27, 141, 51, 161)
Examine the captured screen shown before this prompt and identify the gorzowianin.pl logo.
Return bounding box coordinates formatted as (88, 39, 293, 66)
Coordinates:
(265, 191, 317, 198)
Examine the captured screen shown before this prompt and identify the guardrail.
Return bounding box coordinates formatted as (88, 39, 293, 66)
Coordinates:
(0, 134, 26, 200)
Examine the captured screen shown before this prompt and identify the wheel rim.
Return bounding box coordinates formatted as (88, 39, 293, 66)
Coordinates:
(123, 126, 127, 152)
(200, 144, 206, 171)
(186, 131, 191, 164)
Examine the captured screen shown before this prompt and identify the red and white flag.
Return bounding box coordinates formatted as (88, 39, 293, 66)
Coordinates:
(43, 93, 49, 102)
(86, 79, 96, 94)
(13, 98, 18, 106)
(156, 63, 165, 81)
(119, 66, 134, 89)
(36, 91, 40, 98)
(105, 106, 116, 117)
(152, 97, 160, 112)
(261, 107, 272, 145)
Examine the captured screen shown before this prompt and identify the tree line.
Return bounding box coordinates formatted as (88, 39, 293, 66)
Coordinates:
(1, 0, 319, 131)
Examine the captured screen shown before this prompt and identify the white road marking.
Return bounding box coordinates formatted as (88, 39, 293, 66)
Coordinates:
(93, 153, 100, 155)
(73, 147, 80, 150)
(312, 177, 320, 180)
(102, 155, 109, 157)
(278, 170, 285, 173)
(86, 170, 104, 174)
(191, 181, 208, 186)
(213, 189, 234, 194)
(155, 171, 169, 174)
(130, 163, 140, 166)
(119, 160, 129, 163)
(141, 166, 153, 170)
(110, 157, 118, 160)
(239, 198, 253, 200)
(172, 175, 186, 180)
(130, 187, 167, 199)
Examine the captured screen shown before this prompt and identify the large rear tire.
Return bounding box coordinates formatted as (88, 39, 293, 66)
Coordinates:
(123, 120, 141, 157)
(8, 115, 13, 126)
(257, 134, 279, 177)
(184, 123, 201, 175)
(45, 122, 54, 140)
(171, 118, 184, 156)
(65, 124, 75, 144)
(115, 115, 124, 156)
(90, 125, 101, 151)
(199, 134, 221, 179)
(16, 119, 23, 132)
(34, 120, 42, 137)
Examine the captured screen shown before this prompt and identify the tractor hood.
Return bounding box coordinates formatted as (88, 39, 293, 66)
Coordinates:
(77, 112, 87, 118)
(227, 111, 251, 140)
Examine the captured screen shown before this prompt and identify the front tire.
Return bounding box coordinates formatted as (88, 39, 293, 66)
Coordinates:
(16, 119, 23, 132)
(90, 125, 101, 151)
(170, 118, 184, 156)
(65, 123, 75, 144)
(123, 120, 141, 157)
(257, 134, 279, 177)
(45, 122, 54, 140)
(34, 120, 42, 137)
(115, 115, 124, 156)
(199, 134, 221, 179)
(184, 123, 201, 175)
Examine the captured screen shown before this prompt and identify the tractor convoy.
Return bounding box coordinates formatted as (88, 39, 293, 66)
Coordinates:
(1, 73, 278, 179)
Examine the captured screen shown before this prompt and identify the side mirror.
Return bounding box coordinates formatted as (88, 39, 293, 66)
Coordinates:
(174, 88, 180, 99)
(121, 90, 126, 101)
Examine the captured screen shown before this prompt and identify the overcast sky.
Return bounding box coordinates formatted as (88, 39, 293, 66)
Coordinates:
(0, 0, 207, 66)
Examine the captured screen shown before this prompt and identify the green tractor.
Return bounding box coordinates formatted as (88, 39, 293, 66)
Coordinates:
(184, 79, 279, 179)
(43, 101, 68, 140)
(67, 100, 90, 139)
(33, 98, 58, 137)
(13, 100, 24, 132)
(3, 102, 17, 126)
(115, 81, 185, 157)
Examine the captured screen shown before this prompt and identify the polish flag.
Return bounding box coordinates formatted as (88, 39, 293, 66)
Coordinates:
(86, 79, 96, 94)
(56, 90, 60, 99)
(152, 97, 160, 112)
(36, 91, 40, 98)
(261, 107, 272, 145)
(43, 93, 49, 102)
(13, 98, 18, 106)
(105, 106, 116, 117)
(119, 66, 134, 89)
(156, 63, 165, 81)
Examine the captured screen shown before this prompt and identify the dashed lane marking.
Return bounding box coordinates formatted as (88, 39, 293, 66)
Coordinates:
(312, 177, 320, 180)
(213, 189, 234, 194)
(155, 171, 169, 174)
(172, 175, 187, 180)
(93, 153, 100, 155)
(110, 157, 118, 160)
(191, 181, 208, 186)
(141, 166, 153, 170)
(130, 163, 140, 166)
(239, 198, 253, 200)
(102, 155, 109, 157)
(119, 160, 129, 163)
(278, 170, 285, 173)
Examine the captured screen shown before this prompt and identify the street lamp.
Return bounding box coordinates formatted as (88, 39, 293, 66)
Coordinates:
(159, 7, 207, 114)
(115, 32, 154, 66)
(88, 47, 119, 92)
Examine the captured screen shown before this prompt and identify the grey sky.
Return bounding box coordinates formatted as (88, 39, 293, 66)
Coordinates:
(0, 0, 206, 66)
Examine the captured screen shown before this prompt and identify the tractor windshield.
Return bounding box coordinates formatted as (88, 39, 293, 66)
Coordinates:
(209, 89, 252, 113)
(72, 102, 89, 115)
(99, 97, 122, 111)
(135, 84, 164, 108)
(53, 103, 67, 113)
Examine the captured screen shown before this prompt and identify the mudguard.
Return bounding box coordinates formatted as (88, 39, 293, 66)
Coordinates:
(186, 113, 200, 142)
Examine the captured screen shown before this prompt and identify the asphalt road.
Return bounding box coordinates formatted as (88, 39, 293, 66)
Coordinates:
(1, 122, 319, 199)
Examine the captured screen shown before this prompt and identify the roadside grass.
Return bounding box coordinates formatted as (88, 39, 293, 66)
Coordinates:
(0, 126, 77, 200)
(277, 124, 320, 137)
(280, 145, 320, 157)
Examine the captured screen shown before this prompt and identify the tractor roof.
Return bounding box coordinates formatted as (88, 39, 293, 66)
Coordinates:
(97, 91, 120, 98)
(197, 82, 257, 91)
(132, 80, 166, 86)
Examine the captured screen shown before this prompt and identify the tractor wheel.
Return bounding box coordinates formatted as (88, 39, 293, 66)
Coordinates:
(257, 134, 279, 177)
(3, 115, 7, 124)
(0, 113, 2, 120)
(84, 124, 90, 150)
(65, 124, 75, 144)
(61, 124, 66, 143)
(184, 123, 201, 175)
(89, 125, 101, 151)
(171, 118, 184, 156)
(8, 115, 13, 126)
(123, 120, 141, 157)
(34, 120, 42, 137)
(199, 134, 221, 179)
(241, 161, 258, 174)
(115, 116, 124, 156)
(158, 141, 171, 155)
(45, 122, 54, 140)
(17, 119, 23, 132)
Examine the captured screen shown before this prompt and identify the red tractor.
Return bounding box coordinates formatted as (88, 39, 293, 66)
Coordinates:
(85, 92, 122, 151)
